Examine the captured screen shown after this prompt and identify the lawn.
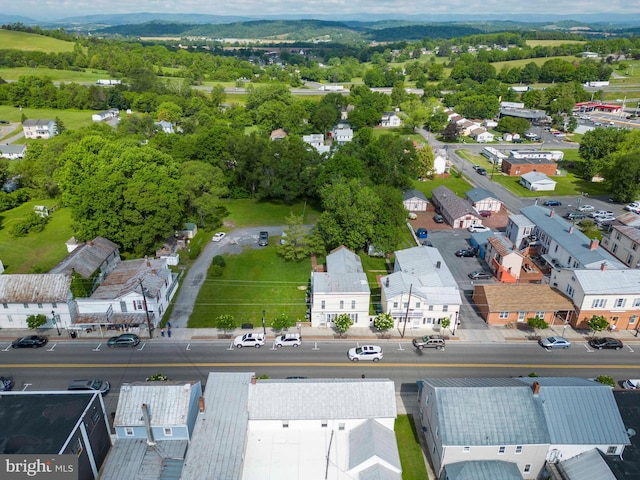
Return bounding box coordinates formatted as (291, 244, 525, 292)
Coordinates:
(490, 55, 581, 71)
(219, 198, 322, 228)
(410, 172, 473, 198)
(525, 40, 585, 47)
(396, 415, 429, 480)
(0, 67, 108, 83)
(0, 30, 76, 53)
(0, 201, 74, 273)
(188, 244, 311, 327)
(0, 105, 96, 131)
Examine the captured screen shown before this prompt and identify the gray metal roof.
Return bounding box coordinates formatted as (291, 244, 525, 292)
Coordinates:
(515, 377, 630, 446)
(611, 225, 640, 243)
(509, 214, 535, 229)
(521, 206, 624, 269)
(22, 119, 54, 127)
(181, 372, 253, 480)
(0, 274, 71, 303)
(358, 464, 402, 480)
(349, 419, 401, 470)
(248, 378, 397, 420)
(312, 271, 370, 294)
(520, 171, 555, 184)
(444, 460, 523, 480)
(572, 269, 640, 294)
(432, 186, 478, 221)
(326, 246, 364, 274)
(114, 381, 199, 428)
(420, 378, 550, 446)
(0, 144, 26, 155)
(402, 189, 427, 202)
(100, 439, 188, 480)
(91, 258, 171, 300)
(559, 449, 616, 480)
(466, 187, 497, 203)
(49, 236, 119, 278)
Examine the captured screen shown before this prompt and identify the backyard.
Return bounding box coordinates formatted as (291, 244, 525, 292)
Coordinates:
(396, 415, 430, 480)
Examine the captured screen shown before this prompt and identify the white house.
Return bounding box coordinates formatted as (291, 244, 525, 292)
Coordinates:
(0, 274, 73, 330)
(601, 225, 640, 268)
(0, 144, 27, 159)
(519, 171, 556, 191)
(380, 112, 402, 127)
(182, 372, 401, 480)
(418, 377, 629, 480)
(303, 133, 330, 154)
(432, 148, 448, 175)
(465, 187, 502, 213)
(481, 146, 507, 165)
(154, 120, 175, 134)
(402, 189, 429, 212)
(91, 108, 119, 122)
(380, 246, 462, 328)
(332, 123, 353, 144)
(309, 246, 371, 327)
(22, 119, 57, 139)
(470, 127, 494, 143)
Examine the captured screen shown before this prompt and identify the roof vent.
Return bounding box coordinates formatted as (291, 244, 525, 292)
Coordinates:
(532, 381, 541, 395)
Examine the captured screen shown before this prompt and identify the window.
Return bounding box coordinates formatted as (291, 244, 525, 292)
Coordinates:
(629, 254, 635, 265)
(133, 300, 143, 310)
(616, 232, 622, 240)
(612, 244, 618, 254)
(52, 302, 57, 308)
(37, 303, 43, 309)
(339, 300, 344, 309)
(415, 302, 421, 308)
(282, 421, 289, 429)
(631, 315, 638, 325)
(321, 300, 325, 310)
(23, 303, 29, 308)
(443, 305, 448, 312)
(524, 464, 531, 473)
(338, 423, 345, 431)
(321, 421, 328, 428)
(404, 302, 409, 308)
(615, 298, 627, 308)
(463, 446, 470, 453)
(518, 312, 525, 321)
(124, 427, 134, 437)
(120, 301, 127, 313)
(2, 303, 7, 309)
(435, 427, 439, 438)
(164, 428, 173, 436)
(393, 302, 398, 308)
(516, 445, 523, 454)
(607, 446, 617, 455)
(499, 311, 509, 319)
(634, 298, 640, 308)
(592, 298, 606, 308)
(428, 305, 434, 311)
(351, 300, 356, 310)
(499, 446, 506, 454)
(566, 285, 574, 297)
(633, 243, 638, 251)
(536, 311, 545, 319)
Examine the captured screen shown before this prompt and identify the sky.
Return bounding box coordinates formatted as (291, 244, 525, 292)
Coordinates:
(4, 0, 639, 21)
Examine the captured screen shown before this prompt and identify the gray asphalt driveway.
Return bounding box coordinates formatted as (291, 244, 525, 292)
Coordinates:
(168, 226, 286, 328)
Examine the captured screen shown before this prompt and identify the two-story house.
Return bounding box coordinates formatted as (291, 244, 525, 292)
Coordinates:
(380, 246, 462, 329)
(331, 123, 354, 144)
(551, 267, 640, 330)
(309, 246, 371, 327)
(380, 112, 402, 127)
(22, 119, 57, 139)
(601, 225, 640, 268)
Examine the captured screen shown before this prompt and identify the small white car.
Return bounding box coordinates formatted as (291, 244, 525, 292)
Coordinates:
(577, 205, 594, 212)
(591, 210, 614, 218)
(275, 333, 301, 348)
(467, 224, 490, 233)
(212, 232, 226, 242)
(623, 379, 640, 389)
(348, 345, 383, 362)
(233, 333, 265, 348)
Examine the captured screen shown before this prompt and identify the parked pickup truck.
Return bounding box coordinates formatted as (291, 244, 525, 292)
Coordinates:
(233, 333, 265, 348)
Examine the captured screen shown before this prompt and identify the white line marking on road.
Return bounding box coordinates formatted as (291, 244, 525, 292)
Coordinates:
(186, 343, 191, 351)
(398, 343, 405, 351)
(584, 344, 593, 352)
(313, 342, 319, 351)
(627, 344, 634, 353)
(47, 344, 56, 351)
(227, 342, 234, 351)
(93, 344, 102, 351)
(138, 343, 145, 351)
(22, 384, 31, 391)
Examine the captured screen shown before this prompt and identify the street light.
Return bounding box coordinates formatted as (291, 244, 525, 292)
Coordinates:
(262, 310, 266, 335)
(51, 310, 60, 336)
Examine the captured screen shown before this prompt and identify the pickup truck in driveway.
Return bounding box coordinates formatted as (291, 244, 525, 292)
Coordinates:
(233, 333, 266, 348)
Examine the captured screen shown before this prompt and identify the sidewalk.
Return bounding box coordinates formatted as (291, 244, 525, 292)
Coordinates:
(2, 323, 639, 344)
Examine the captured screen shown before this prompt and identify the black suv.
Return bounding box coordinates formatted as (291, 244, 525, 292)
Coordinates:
(258, 231, 269, 246)
(412, 335, 445, 350)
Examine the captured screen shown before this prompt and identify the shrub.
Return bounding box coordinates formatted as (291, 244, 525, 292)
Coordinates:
(208, 265, 224, 278)
(595, 375, 615, 388)
(373, 313, 394, 333)
(26, 314, 47, 329)
(212, 255, 226, 268)
(214, 314, 237, 333)
(272, 313, 295, 331)
(334, 314, 354, 335)
(146, 373, 169, 381)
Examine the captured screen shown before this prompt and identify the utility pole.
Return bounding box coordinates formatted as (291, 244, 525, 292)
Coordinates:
(138, 277, 153, 339)
(401, 284, 413, 338)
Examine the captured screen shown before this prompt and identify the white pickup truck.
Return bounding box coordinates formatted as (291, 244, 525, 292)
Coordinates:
(233, 333, 265, 348)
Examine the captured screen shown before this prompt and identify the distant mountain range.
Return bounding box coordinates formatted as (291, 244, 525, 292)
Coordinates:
(1, 12, 639, 28)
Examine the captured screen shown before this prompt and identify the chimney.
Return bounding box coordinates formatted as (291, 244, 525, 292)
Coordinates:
(532, 381, 540, 395)
(549, 210, 555, 218)
(198, 396, 205, 413)
(385, 278, 390, 288)
(141, 403, 156, 445)
(436, 261, 441, 269)
(251, 376, 256, 385)
(601, 262, 607, 272)
(568, 225, 574, 234)
(590, 238, 599, 251)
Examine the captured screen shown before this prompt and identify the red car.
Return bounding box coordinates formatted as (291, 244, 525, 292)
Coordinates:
(479, 210, 492, 217)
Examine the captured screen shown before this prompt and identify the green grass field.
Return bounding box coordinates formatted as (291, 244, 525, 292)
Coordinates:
(188, 244, 310, 327)
(0, 30, 76, 53)
(0, 105, 97, 132)
(525, 40, 585, 47)
(396, 415, 430, 480)
(218, 198, 321, 228)
(491, 55, 580, 71)
(0, 67, 108, 83)
(410, 172, 473, 199)
(0, 201, 74, 273)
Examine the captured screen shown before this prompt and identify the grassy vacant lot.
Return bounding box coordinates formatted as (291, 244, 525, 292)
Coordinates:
(188, 244, 310, 327)
(525, 40, 585, 47)
(0, 30, 76, 53)
(491, 55, 580, 71)
(0, 201, 74, 273)
(0, 105, 96, 132)
(396, 415, 429, 480)
(0, 67, 108, 83)
(410, 172, 473, 199)
(219, 198, 322, 228)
